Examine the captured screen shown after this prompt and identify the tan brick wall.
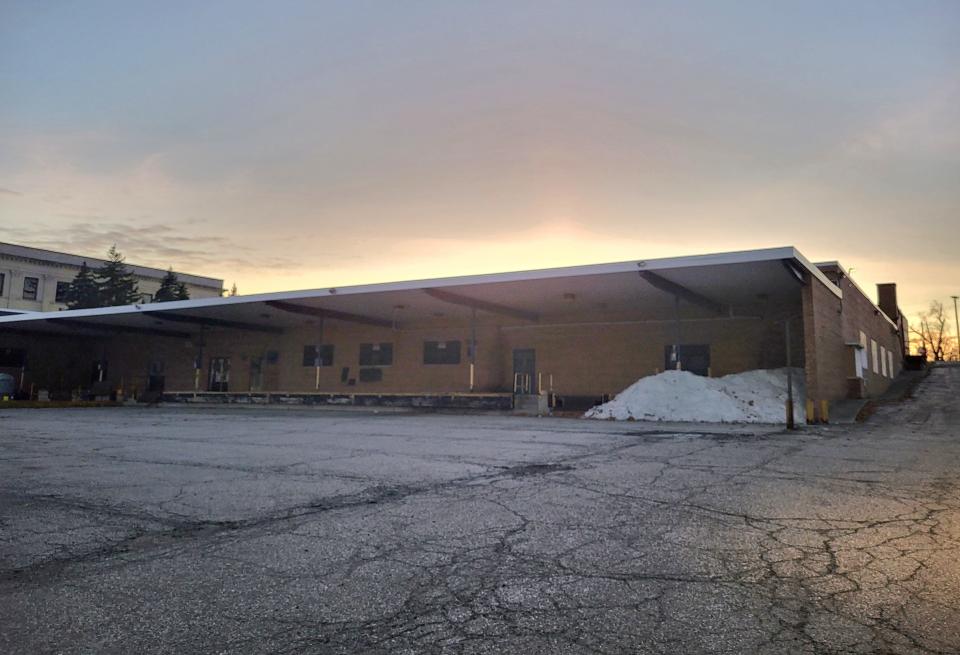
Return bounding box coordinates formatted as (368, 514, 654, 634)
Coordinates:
(836, 277, 903, 396)
(802, 278, 848, 405)
(802, 274, 905, 405)
(4, 302, 814, 399)
(73, 312, 794, 399)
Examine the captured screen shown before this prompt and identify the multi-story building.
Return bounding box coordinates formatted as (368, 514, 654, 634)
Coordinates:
(0, 242, 223, 311)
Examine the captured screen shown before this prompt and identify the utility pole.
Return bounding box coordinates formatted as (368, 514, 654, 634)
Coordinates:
(785, 317, 795, 430)
(952, 295, 959, 362)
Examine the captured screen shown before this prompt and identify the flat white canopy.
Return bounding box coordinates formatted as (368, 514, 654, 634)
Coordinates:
(0, 246, 837, 338)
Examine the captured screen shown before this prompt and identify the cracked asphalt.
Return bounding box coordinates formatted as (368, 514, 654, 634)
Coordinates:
(1, 367, 959, 654)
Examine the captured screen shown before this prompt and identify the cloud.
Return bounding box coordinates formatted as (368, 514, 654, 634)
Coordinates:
(841, 82, 960, 159)
(13, 217, 302, 276)
(0, 187, 21, 196)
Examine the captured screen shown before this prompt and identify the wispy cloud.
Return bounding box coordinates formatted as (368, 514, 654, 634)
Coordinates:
(841, 82, 960, 159)
(14, 218, 301, 276)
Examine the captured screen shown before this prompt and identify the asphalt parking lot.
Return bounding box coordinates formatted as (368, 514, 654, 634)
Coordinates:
(1, 367, 959, 654)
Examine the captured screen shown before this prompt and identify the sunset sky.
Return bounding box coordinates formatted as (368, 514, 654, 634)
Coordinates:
(1, 1, 958, 317)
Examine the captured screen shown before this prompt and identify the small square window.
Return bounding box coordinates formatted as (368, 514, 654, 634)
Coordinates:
(424, 340, 461, 365)
(22, 276, 39, 301)
(359, 343, 393, 366)
(55, 281, 71, 303)
(358, 367, 383, 382)
(302, 344, 334, 367)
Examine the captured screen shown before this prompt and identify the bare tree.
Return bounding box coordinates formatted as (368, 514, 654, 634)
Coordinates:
(910, 301, 958, 361)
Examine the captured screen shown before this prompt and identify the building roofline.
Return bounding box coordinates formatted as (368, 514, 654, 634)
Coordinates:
(0, 242, 223, 289)
(813, 260, 899, 330)
(0, 246, 840, 326)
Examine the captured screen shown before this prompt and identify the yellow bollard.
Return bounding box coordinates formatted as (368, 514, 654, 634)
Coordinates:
(806, 399, 815, 424)
(820, 400, 830, 424)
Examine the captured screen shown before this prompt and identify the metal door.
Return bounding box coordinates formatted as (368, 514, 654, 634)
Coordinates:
(512, 348, 535, 394)
(208, 357, 230, 392)
(147, 361, 165, 392)
(249, 357, 263, 391)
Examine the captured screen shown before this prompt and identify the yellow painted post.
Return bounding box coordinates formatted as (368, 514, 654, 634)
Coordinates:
(806, 399, 815, 424)
(820, 400, 829, 424)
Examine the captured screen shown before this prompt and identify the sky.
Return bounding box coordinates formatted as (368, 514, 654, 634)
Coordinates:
(1, 0, 958, 318)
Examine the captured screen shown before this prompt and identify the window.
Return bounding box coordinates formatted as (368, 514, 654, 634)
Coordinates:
(424, 340, 461, 365)
(0, 347, 26, 367)
(22, 276, 39, 301)
(55, 281, 71, 303)
(880, 346, 887, 377)
(359, 342, 393, 366)
(302, 344, 334, 367)
(871, 340, 879, 374)
(663, 344, 711, 377)
(358, 367, 383, 382)
(0, 272, 5, 296)
(888, 350, 894, 378)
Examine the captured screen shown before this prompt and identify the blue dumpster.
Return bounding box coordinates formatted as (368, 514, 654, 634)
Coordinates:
(0, 373, 15, 398)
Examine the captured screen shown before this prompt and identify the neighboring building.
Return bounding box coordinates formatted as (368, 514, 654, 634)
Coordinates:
(0, 246, 906, 420)
(0, 242, 224, 311)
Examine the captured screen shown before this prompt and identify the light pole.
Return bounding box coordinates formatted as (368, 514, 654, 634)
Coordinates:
(952, 295, 959, 362)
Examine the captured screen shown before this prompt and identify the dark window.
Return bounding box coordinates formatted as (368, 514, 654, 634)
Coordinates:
(663, 344, 711, 377)
(55, 281, 71, 303)
(0, 347, 26, 367)
(91, 360, 108, 383)
(22, 276, 39, 301)
(358, 367, 383, 382)
(302, 344, 334, 367)
(340, 367, 350, 382)
(266, 350, 279, 365)
(359, 343, 393, 366)
(424, 340, 461, 365)
(0, 272, 5, 296)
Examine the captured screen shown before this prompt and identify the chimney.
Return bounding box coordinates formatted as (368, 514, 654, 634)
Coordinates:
(877, 283, 898, 322)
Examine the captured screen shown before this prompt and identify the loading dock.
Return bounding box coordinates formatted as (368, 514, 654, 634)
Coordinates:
(0, 247, 907, 414)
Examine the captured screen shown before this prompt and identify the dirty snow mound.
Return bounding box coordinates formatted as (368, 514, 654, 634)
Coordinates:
(584, 368, 806, 424)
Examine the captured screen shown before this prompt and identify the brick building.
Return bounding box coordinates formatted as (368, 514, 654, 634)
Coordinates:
(0, 246, 905, 419)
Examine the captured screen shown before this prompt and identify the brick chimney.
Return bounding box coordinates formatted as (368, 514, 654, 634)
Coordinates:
(877, 283, 898, 322)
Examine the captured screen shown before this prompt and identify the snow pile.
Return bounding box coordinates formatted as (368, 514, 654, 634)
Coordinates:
(584, 368, 806, 424)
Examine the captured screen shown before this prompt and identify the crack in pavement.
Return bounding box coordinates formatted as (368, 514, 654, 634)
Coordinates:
(1, 368, 959, 653)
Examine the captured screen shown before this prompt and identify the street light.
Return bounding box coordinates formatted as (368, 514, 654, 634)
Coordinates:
(952, 295, 959, 362)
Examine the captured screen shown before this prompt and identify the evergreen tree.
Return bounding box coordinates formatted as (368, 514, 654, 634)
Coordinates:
(64, 262, 101, 309)
(175, 282, 190, 300)
(154, 269, 181, 302)
(95, 245, 140, 307)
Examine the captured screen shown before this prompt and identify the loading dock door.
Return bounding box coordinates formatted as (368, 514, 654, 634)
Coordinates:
(513, 348, 536, 394)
